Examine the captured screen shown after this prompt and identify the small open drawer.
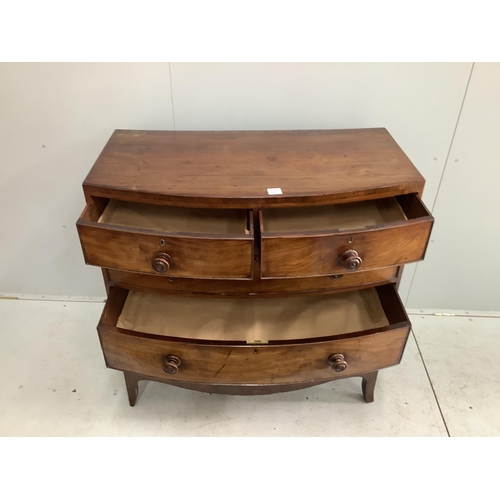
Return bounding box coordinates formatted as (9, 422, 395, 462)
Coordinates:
(97, 285, 411, 385)
(77, 198, 254, 279)
(260, 194, 434, 278)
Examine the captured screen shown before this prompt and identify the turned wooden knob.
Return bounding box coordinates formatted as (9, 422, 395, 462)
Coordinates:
(329, 354, 348, 372)
(163, 355, 181, 375)
(340, 249, 362, 271)
(152, 252, 173, 273)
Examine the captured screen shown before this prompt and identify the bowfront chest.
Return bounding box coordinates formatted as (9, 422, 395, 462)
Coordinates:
(77, 128, 434, 405)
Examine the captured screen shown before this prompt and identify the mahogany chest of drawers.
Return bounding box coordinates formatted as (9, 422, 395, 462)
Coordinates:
(77, 128, 434, 405)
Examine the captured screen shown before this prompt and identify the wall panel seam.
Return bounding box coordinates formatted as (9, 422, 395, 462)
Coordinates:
(168, 62, 176, 130)
(430, 62, 475, 213)
(404, 62, 476, 307)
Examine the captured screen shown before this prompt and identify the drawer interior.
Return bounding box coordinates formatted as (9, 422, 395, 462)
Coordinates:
(262, 195, 415, 233)
(105, 285, 408, 343)
(94, 198, 250, 234)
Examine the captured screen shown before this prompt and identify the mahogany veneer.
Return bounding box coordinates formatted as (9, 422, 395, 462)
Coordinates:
(77, 128, 433, 406)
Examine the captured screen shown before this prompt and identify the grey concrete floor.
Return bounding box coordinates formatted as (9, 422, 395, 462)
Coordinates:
(1, 299, 498, 436)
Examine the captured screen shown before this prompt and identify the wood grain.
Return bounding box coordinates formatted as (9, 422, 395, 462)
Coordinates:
(83, 129, 425, 208)
(99, 326, 409, 385)
(120, 372, 379, 397)
(260, 195, 433, 278)
(97, 284, 409, 385)
(76, 127, 432, 404)
(77, 201, 254, 279)
(261, 221, 433, 278)
(361, 371, 378, 403)
(106, 266, 399, 297)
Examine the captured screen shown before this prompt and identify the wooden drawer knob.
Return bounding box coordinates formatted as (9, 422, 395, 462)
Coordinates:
(152, 252, 173, 273)
(329, 353, 348, 372)
(340, 249, 362, 271)
(163, 355, 181, 375)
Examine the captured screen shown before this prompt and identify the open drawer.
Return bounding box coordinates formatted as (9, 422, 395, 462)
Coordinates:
(260, 193, 434, 278)
(76, 198, 254, 279)
(97, 285, 411, 385)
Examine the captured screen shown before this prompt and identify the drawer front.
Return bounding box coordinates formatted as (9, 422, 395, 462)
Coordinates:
(106, 266, 399, 297)
(77, 201, 254, 279)
(99, 327, 409, 385)
(261, 194, 433, 278)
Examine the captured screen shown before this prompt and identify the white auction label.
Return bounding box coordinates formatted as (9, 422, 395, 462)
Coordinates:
(267, 188, 282, 195)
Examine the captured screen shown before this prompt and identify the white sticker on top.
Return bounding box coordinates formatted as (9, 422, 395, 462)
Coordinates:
(267, 188, 282, 195)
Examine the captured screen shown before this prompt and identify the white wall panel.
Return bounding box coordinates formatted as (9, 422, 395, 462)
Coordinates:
(171, 63, 471, 208)
(407, 63, 500, 310)
(2, 62, 487, 308)
(0, 63, 173, 296)
(170, 62, 472, 300)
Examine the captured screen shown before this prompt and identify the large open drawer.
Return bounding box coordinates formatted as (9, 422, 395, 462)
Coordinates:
(97, 285, 411, 386)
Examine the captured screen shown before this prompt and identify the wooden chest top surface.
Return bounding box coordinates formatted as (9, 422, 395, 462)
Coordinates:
(83, 128, 424, 208)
